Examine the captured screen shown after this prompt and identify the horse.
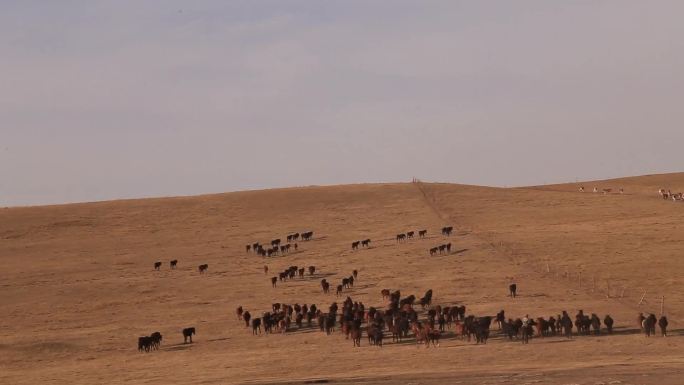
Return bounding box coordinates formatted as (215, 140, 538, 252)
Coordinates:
(509, 283, 517, 298)
(590, 314, 601, 335)
(154, 261, 162, 270)
(138, 336, 153, 352)
(251, 318, 262, 335)
(198, 264, 208, 274)
(603, 314, 613, 334)
(169, 260, 178, 269)
(642, 314, 656, 337)
(182, 327, 196, 343)
(150, 332, 162, 350)
(658, 316, 669, 337)
(521, 320, 535, 344)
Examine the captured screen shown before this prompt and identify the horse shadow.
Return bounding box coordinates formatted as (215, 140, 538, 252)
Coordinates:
(163, 343, 194, 352)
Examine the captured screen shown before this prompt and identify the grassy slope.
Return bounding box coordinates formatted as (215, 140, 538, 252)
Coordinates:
(1, 175, 683, 384)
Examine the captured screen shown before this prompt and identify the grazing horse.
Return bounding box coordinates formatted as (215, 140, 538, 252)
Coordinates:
(367, 326, 384, 347)
(603, 315, 613, 334)
(170, 260, 178, 269)
(182, 327, 196, 343)
(271, 276, 277, 288)
(590, 314, 601, 335)
(419, 230, 427, 238)
(441, 226, 453, 236)
(495, 310, 505, 330)
(263, 265, 268, 275)
(245, 245, 251, 253)
(243, 311, 251, 327)
(509, 283, 517, 298)
(350, 326, 362, 347)
(396, 233, 406, 243)
(381, 289, 391, 300)
(561, 315, 573, 338)
(407, 231, 415, 239)
(198, 264, 208, 274)
(427, 328, 441, 347)
(353, 269, 358, 279)
(236, 306, 244, 320)
(642, 314, 657, 337)
(336, 284, 343, 296)
(361, 239, 371, 248)
(308, 266, 316, 275)
(412, 322, 429, 347)
(321, 279, 330, 294)
(429, 247, 438, 256)
(251, 318, 262, 335)
(154, 261, 162, 270)
(351, 241, 360, 250)
(150, 332, 162, 350)
(521, 320, 535, 344)
(138, 336, 153, 352)
(658, 316, 668, 337)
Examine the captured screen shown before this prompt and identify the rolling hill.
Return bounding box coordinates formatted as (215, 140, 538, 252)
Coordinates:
(1, 174, 683, 384)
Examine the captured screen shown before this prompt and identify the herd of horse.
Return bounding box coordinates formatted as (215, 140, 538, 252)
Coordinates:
(235, 285, 667, 348)
(139, 222, 672, 353)
(658, 189, 684, 201)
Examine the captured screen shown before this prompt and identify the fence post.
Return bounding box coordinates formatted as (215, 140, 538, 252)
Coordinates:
(578, 271, 582, 288)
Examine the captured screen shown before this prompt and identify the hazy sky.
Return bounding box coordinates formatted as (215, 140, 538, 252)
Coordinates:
(2, 1, 683, 206)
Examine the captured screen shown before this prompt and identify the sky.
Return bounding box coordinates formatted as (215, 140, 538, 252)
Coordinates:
(2, 1, 683, 206)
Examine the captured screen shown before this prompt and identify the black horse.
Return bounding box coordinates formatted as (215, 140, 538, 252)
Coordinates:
(509, 283, 517, 298)
(182, 327, 196, 343)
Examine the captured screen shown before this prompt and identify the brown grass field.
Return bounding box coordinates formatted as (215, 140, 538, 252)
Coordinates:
(1, 173, 683, 384)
